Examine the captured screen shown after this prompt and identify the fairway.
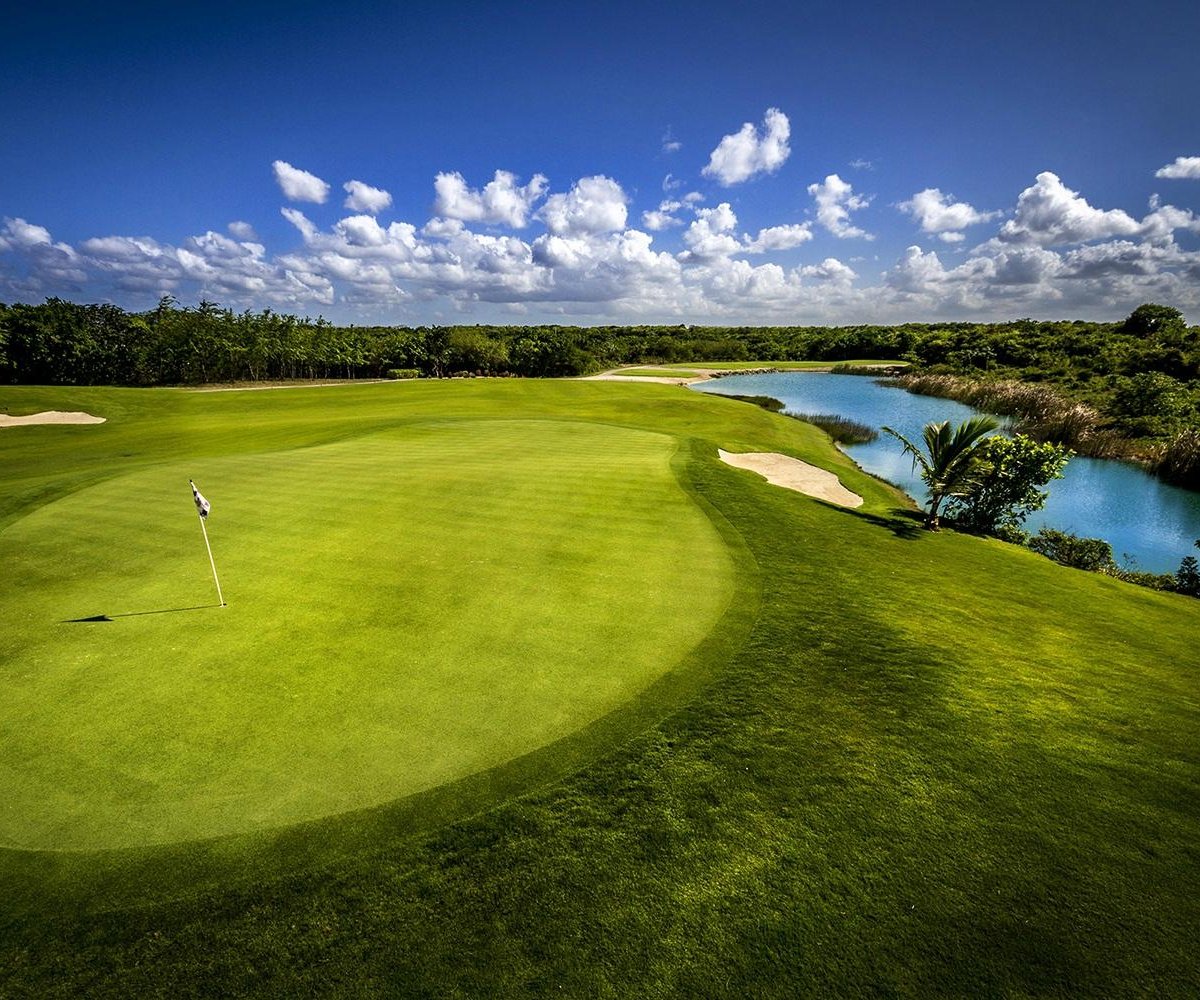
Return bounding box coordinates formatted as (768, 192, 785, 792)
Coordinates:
(0, 418, 735, 849)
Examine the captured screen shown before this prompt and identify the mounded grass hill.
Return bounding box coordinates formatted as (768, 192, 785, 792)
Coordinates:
(1, 378, 1197, 997)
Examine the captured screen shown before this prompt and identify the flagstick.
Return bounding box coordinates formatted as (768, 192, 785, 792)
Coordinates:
(197, 513, 226, 607)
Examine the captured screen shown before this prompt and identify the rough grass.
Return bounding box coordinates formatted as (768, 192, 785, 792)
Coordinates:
(1, 378, 1198, 998)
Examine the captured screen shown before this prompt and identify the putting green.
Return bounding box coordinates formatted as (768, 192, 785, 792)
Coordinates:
(0, 418, 736, 851)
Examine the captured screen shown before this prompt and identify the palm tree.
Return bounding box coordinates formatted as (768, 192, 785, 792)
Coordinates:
(882, 416, 1000, 530)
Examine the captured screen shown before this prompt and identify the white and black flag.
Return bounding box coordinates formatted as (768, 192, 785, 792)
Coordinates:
(190, 479, 211, 519)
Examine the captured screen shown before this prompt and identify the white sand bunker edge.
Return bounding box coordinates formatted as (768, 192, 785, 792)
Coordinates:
(0, 410, 106, 428)
(719, 449, 863, 508)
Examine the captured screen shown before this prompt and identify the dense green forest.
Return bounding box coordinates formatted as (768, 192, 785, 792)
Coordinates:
(2, 297, 1197, 484)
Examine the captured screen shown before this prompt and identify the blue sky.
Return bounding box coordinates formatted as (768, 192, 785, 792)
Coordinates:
(2, 0, 1199, 324)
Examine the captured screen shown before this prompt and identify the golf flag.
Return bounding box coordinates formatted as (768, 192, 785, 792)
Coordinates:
(189, 478, 225, 606)
(190, 479, 211, 519)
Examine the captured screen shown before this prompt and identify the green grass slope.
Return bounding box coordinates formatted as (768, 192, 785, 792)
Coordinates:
(1, 379, 1198, 997)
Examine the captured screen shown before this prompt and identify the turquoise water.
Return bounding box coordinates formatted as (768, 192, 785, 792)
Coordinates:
(696, 372, 1200, 574)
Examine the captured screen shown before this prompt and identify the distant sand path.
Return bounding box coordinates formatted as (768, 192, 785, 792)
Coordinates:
(582, 373, 702, 384)
(0, 410, 106, 428)
(718, 449, 862, 508)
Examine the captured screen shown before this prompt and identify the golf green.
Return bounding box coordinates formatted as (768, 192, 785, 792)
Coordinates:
(0, 417, 736, 850)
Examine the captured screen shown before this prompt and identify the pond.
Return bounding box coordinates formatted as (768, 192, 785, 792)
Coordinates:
(695, 372, 1200, 574)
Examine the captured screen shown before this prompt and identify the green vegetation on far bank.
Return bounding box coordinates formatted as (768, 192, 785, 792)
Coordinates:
(1, 379, 1198, 997)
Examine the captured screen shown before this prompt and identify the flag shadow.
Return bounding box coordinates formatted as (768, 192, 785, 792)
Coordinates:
(63, 604, 223, 623)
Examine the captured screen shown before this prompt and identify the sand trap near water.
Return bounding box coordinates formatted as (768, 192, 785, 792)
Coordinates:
(719, 449, 863, 508)
(0, 410, 106, 428)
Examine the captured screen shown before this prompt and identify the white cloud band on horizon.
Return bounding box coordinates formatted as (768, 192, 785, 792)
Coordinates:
(4, 163, 1200, 324)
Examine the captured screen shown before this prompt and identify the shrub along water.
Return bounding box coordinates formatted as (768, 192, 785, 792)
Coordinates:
(1023, 527, 1191, 594)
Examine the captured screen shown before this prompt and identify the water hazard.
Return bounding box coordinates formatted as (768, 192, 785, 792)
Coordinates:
(696, 372, 1200, 574)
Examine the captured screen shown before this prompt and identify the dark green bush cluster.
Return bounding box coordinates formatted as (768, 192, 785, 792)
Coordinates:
(1178, 555, 1200, 596)
(1027, 528, 1117, 572)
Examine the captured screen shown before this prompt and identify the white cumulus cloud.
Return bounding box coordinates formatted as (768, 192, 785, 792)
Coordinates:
(899, 188, 1001, 242)
(799, 258, 858, 284)
(281, 207, 319, 243)
(999, 172, 1142, 246)
(343, 180, 393, 214)
(539, 176, 628, 236)
(680, 203, 742, 259)
(808, 174, 873, 239)
(742, 223, 814, 254)
(433, 170, 548, 228)
(642, 200, 685, 231)
(0, 217, 54, 249)
(227, 221, 259, 241)
(1155, 156, 1200, 180)
(702, 108, 791, 186)
(272, 160, 331, 203)
(641, 193, 704, 231)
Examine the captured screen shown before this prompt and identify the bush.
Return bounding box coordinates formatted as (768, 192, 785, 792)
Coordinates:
(1115, 569, 1178, 591)
(1027, 528, 1116, 573)
(387, 368, 421, 380)
(1177, 555, 1200, 597)
(945, 434, 1070, 535)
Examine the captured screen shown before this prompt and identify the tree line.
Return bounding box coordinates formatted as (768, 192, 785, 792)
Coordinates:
(0, 296, 940, 385)
(2, 296, 1196, 481)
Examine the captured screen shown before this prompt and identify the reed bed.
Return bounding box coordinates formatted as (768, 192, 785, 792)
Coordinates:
(789, 412, 879, 445)
(1153, 428, 1200, 489)
(886, 373, 1144, 462)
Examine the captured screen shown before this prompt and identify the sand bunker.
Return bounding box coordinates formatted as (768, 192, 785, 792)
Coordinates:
(718, 449, 862, 508)
(0, 410, 106, 428)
